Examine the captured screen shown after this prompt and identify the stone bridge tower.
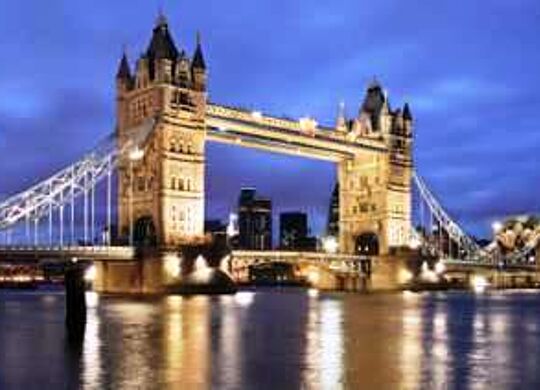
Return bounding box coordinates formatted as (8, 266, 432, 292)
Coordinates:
(115, 14, 207, 246)
(337, 81, 413, 255)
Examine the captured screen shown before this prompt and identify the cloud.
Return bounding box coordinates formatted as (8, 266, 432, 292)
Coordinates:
(411, 77, 516, 113)
(0, 88, 111, 195)
(1, 0, 540, 240)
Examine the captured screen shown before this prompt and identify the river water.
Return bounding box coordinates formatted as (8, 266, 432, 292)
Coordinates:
(1, 289, 540, 389)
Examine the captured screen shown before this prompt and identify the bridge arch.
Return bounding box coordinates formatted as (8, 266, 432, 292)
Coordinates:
(248, 261, 295, 284)
(133, 216, 157, 247)
(355, 232, 380, 256)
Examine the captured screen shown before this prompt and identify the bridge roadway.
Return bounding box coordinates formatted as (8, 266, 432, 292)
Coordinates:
(1, 246, 535, 272)
(443, 259, 538, 273)
(0, 245, 135, 263)
(230, 250, 364, 272)
(0, 246, 363, 271)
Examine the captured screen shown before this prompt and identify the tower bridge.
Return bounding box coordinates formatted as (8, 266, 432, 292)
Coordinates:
(0, 13, 538, 293)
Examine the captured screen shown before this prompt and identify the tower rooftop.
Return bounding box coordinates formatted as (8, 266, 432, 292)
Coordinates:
(146, 13, 179, 60)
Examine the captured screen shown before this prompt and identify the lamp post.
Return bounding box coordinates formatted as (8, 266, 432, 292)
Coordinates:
(129, 147, 145, 246)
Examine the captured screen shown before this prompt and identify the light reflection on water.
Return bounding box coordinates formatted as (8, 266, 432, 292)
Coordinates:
(1, 290, 540, 389)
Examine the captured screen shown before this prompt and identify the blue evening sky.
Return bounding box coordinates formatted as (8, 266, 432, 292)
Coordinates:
(0, 0, 539, 238)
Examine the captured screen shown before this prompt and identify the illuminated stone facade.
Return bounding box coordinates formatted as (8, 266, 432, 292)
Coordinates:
(115, 15, 413, 254)
(337, 83, 413, 254)
(116, 15, 206, 246)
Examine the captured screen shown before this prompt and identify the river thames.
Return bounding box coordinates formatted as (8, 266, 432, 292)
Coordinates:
(1, 289, 540, 389)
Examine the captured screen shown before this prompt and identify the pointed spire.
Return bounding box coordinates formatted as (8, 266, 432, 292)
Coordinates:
(403, 103, 413, 120)
(155, 7, 168, 28)
(336, 100, 346, 131)
(368, 75, 381, 90)
(192, 31, 206, 70)
(116, 49, 131, 79)
(146, 10, 179, 60)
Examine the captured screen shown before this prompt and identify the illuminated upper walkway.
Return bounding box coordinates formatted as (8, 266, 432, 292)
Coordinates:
(206, 103, 387, 161)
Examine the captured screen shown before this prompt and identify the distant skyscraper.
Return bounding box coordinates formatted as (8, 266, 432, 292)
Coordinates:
(327, 183, 339, 237)
(237, 188, 272, 250)
(280, 212, 308, 249)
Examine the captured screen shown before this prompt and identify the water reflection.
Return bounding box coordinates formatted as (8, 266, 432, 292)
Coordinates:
(2, 290, 540, 388)
(81, 292, 101, 389)
(304, 294, 344, 388)
(400, 293, 423, 389)
(163, 296, 210, 388)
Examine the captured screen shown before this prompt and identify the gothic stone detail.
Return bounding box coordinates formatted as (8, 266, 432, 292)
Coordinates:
(116, 15, 207, 246)
(338, 81, 413, 255)
(115, 16, 413, 254)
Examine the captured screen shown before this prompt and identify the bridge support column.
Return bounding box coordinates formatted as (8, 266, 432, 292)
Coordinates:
(338, 151, 412, 256)
(93, 250, 173, 294)
(65, 262, 86, 336)
(369, 251, 419, 291)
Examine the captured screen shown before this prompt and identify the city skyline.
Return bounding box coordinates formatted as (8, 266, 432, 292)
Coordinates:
(1, 1, 539, 239)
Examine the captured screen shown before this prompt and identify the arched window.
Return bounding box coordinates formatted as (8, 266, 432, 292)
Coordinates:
(178, 178, 184, 191)
(355, 233, 380, 256)
(171, 177, 176, 190)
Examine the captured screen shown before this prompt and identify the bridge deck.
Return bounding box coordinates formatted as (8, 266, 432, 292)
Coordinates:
(0, 246, 135, 262)
(444, 259, 538, 272)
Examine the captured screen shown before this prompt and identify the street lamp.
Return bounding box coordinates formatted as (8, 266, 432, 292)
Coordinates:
(492, 221, 503, 235)
(129, 147, 145, 246)
(322, 236, 338, 254)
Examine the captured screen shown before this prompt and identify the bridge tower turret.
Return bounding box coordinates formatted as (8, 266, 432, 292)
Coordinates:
(338, 81, 413, 255)
(116, 13, 207, 246)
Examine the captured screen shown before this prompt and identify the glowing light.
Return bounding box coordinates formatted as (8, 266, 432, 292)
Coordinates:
(192, 268, 214, 283)
(322, 236, 338, 254)
(164, 253, 181, 279)
(434, 261, 446, 275)
(409, 235, 421, 250)
(84, 264, 97, 282)
(402, 290, 418, 300)
(85, 291, 99, 308)
(307, 288, 319, 298)
(194, 255, 207, 272)
(419, 261, 438, 283)
(227, 213, 238, 237)
(492, 221, 503, 234)
(129, 147, 145, 161)
(471, 275, 489, 293)
(307, 270, 320, 285)
(299, 117, 318, 131)
(399, 268, 414, 284)
(251, 111, 263, 120)
(220, 255, 231, 275)
(235, 291, 255, 307)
